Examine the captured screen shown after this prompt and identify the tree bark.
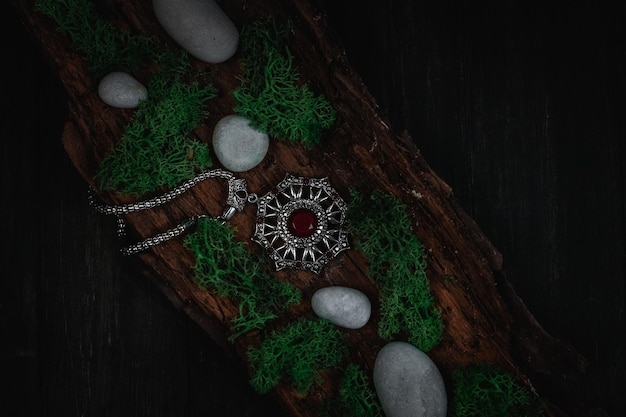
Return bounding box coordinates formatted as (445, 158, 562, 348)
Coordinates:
(12, 0, 590, 416)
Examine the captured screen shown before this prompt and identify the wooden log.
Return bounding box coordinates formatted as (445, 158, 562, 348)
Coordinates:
(11, 0, 590, 415)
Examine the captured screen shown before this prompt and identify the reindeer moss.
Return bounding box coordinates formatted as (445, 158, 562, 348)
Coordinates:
(347, 189, 444, 351)
(451, 363, 546, 417)
(95, 73, 216, 194)
(321, 363, 383, 417)
(37, 0, 217, 195)
(233, 17, 336, 147)
(184, 217, 301, 341)
(247, 317, 347, 395)
(35, 0, 188, 78)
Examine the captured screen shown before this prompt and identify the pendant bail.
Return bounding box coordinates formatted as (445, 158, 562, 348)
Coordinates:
(225, 176, 250, 212)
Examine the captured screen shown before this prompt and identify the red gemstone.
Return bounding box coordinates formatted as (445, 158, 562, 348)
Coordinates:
(287, 208, 317, 238)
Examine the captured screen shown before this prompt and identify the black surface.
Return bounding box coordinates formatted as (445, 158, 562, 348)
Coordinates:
(2, 1, 625, 416)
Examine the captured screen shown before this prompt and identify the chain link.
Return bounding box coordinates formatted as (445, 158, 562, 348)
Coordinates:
(89, 169, 254, 255)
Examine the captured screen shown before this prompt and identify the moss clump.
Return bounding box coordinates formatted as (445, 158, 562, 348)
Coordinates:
(233, 17, 336, 147)
(451, 363, 546, 417)
(95, 73, 216, 194)
(347, 189, 444, 351)
(38, 0, 216, 195)
(321, 364, 383, 417)
(35, 0, 188, 78)
(184, 217, 301, 341)
(247, 317, 347, 395)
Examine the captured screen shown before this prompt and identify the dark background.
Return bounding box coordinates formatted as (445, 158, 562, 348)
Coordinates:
(2, 1, 624, 416)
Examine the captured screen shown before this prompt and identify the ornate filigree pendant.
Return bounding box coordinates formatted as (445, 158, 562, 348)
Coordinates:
(90, 169, 350, 273)
(252, 174, 350, 274)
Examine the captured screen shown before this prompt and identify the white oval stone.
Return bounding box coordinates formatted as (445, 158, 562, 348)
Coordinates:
(98, 71, 148, 109)
(152, 0, 239, 64)
(311, 286, 371, 329)
(373, 341, 447, 417)
(212, 115, 269, 172)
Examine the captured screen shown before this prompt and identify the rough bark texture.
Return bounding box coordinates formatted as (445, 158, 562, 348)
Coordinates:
(12, 0, 590, 416)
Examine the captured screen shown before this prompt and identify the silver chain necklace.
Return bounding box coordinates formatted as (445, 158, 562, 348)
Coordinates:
(89, 169, 350, 274)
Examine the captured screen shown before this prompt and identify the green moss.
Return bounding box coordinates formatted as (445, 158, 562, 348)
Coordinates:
(35, 0, 188, 78)
(247, 317, 347, 394)
(451, 363, 546, 417)
(37, 0, 217, 195)
(233, 17, 336, 147)
(321, 364, 383, 417)
(184, 217, 301, 341)
(347, 189, 444, 351)
(95, 73, 216, 194)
